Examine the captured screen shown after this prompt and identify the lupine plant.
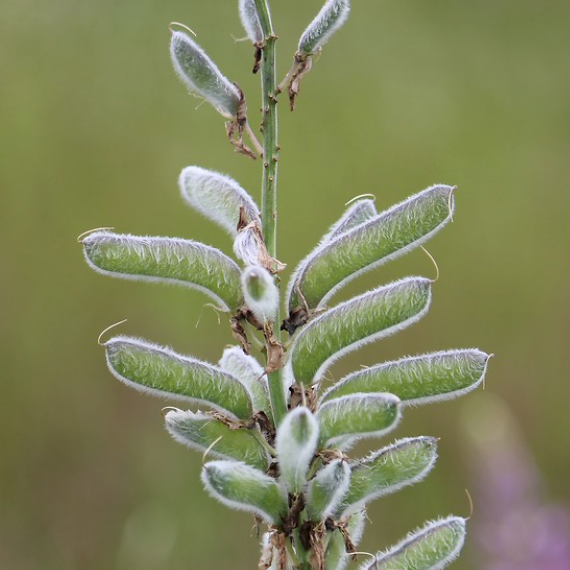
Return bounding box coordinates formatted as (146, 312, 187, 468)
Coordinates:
(80, 1, 491, 569)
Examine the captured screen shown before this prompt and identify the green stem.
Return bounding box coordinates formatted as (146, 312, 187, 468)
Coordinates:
(254, 0, 287, 427)
(253, 0, 279, 258)
(292, 528, 313, 570)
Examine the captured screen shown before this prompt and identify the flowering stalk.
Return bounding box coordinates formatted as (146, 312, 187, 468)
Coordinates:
(80, 2, 490, 569)
(251, 0, 288, 428)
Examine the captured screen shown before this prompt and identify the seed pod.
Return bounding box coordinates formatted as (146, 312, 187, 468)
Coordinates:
(306, 459, 350, 521)
(164, 409, 269, 470)
(170, 30, 241, 118)
(285, 199, 377, 310)
(105, 336, 253, 420)
(218, 347, 269, 413)
(275, 407, 319, 494)
(286, 277, 432, 386)
(287, 184, 455, 312)
(317, 393, 401, 448)
(202, 460, 288, 524)
(321, 349, 490, 405)
(81, 231, 243, 311)
(179, 166, 261, 237)
(339, 437, 438, 517)
(298, 0, 351, 56)
(362, 517, 467, 570)
(242, 265, 279, 324)
(239, 0, 264, 44)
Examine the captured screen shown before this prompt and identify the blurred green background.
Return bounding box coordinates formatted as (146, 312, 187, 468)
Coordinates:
(1, 0, 569, 568)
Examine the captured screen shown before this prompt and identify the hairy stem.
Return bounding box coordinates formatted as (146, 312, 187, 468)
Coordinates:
(254, 0, 287, 427)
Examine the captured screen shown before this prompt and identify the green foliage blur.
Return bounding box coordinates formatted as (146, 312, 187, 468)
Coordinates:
(1, 0, 569, 568)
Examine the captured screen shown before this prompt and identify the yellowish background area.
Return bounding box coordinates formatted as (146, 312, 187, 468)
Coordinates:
(1, 0, 569, 568)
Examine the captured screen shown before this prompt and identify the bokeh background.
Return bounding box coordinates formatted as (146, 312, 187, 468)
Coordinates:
(1, 0, 569, 568)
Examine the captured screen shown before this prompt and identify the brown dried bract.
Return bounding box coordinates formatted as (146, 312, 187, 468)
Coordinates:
(282, 493, 306, 535)
(281, 305, 309, 335)
(270, 531, 288, 570)
(248, 410, 276, 447)
(252, 41, 264, 74)
(289, 384, 318, 412)
(326, 516, 358, 561)
(308, 521, 327, 570)
(317, 448, 348, 463)
(241, 220, 286, 274)
(264, 323, 285, 373)
(209, 411, 245, 431)
(226, 84, 257, 159)
(230, 314, 251, 354)
(287, 53, 313, 111)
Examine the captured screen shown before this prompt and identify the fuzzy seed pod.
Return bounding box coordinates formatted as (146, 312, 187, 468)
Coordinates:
(306, 459, 351, 520)
(362, 517, 466, 570)
(239, 0, 264, 44)
(170, 30, 241, 118)
(275, 407, 319, 494)
(241, 265, 278, 324)
(298, 0, 351, 56)
(202, 460, 288, 524)
(179, 166, 261, 237)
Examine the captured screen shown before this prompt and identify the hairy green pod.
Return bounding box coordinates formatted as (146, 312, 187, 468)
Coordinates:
(275, 407, 319, 494)
(306, 459, 350, 520)
(239, 0, 264, 44)
(218, 346, 269, 413)
(285, 199, 377, 308)
(287, 277, 432, 386)
(288, 185, 455, 312)
(317, 393, 401, 448)
(164, 409, 269, 469)
(322, 349, 490, 405)
(179, 166, 261, 237)
(82, 231, 243, 311)
(298, 0, 351, 55)
(339, 437, 438, 516)
(105, 336, 253, 419)
(202, 460, 288, 524)
(242, 265, 279, 324)
(170, 30, 240, 118)
(362, 516, 466, 570)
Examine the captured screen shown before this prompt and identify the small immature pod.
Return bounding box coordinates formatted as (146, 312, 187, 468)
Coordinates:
(233, 225, 261, 266)
(239, 0, 264, 44)
(202, 460, 289, 524)
(241, 265, 279, 324)
(219, 346, 269, 413)
(285, 199, 377, 310)
(164, 409, 269, 470)
(275, 407, 319, 494)
(324, 509, 366, 570)
(321, 349, 491, 405)
(105, 336, 253, 420)
(179, 166, 261, 237)
(363, 516, 467, 570)
(322, 198, 378, 243)
(316, 393, 401, 448)
(298, 0, 351, 56)
(287, 277, 432, 386)
(170, 30, 241, 118)
(306, 459, 350, 521)
(339, 437, 438, 517)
